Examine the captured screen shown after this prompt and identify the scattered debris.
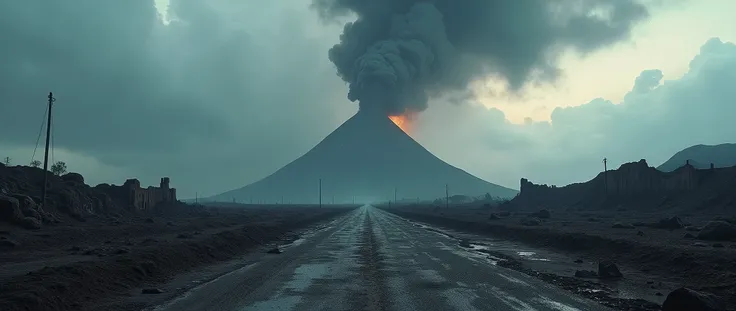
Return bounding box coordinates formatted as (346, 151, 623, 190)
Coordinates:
(598, 261, 623, 279)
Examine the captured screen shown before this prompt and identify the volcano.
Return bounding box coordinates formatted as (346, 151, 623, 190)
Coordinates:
(208, 112, 517, 203)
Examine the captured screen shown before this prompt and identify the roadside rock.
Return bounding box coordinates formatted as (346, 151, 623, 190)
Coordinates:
(0, 237, 18, 248)
(598, 261, 623, 279)
(20, 217, 42, 230)
(266, 247, 282, 254)
(488, 213, 500, 220)
(0, 195, 23, 222)
(661, 287, 727, 311)
(530, 209, 551, 219)
(697, 221, 736, 241)
(521, 218, 541, 226)
(653, 216, 685, 230)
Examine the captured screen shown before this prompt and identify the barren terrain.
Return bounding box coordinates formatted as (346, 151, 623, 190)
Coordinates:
(380, 203, 736, 309)
(0, 203, 354, 311)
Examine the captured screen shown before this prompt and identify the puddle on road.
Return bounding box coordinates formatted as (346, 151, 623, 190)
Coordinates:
(534, 296, 583, 311)
(285, 263, 330, 292)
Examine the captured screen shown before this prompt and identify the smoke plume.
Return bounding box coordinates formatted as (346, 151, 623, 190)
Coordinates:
(313, 0, 649, 116)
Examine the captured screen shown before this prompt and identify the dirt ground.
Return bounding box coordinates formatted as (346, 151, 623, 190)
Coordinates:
(0, 203, 355, 311)
(380, 204, 736, 309)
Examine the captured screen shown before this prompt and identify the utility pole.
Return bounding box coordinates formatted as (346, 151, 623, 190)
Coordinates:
(394, 187, 397, 204)
(319, 178, 322, 208)
(281, 195, 284, 204)
(603, 158, 609, 197)
(195, 192, 198, 204)
(41, 92, 55, 210)
(445, 184, 449, 209)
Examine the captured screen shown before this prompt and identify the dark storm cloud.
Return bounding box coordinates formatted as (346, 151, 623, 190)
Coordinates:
(313, 0, 649, 116)
(0, 0, 355, 198)
(0, 1, 228, 153)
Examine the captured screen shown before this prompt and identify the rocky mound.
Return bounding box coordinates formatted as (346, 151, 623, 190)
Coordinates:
(0, 164, 123, 229)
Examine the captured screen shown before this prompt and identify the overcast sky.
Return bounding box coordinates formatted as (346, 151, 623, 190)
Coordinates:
(1, 0, 735, 198)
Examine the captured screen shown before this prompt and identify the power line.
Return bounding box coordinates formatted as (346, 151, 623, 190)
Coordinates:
(31, 103, 49, 162)
(50, 109, 55, 165)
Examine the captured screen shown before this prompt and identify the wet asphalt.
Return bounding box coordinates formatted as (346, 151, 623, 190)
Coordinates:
(152, 206, 609, 311)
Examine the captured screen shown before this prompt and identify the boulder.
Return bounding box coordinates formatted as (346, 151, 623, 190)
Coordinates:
(697, 221, 736, 241)
(0, 195, 23, 221)
(0, 237, 18, 248)
(598, 261, 623, 279)
(521, 218, 541, 226)
(654, 216, 685, 230)
(661, 287, 726, 311)
(20, 217, 42, 230)
(488, 213, 500, 220)
(61, 172, 85, 184)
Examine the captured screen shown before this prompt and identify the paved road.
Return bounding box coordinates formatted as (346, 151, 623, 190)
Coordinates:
(153, 206, 608, 311)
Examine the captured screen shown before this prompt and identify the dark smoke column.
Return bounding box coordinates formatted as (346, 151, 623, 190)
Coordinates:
(315, 0, 649, 116)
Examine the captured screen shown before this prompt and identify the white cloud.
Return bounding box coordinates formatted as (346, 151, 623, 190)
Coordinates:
(415, 38, 736, 190)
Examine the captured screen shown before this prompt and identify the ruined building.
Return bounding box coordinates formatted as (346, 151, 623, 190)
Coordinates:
(122, 177, 177, 210)
(511, 159, 720, 210)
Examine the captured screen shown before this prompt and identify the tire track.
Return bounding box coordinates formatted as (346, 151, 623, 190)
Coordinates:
(351, 211, 391, 311)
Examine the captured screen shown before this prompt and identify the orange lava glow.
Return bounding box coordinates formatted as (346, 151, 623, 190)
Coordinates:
(389, 112, 416, 133)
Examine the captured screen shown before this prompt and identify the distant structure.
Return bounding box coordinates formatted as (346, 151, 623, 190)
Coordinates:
(123, 177, 177, 210)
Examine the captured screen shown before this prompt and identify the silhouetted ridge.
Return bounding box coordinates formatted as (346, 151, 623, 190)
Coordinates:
(658, 143, 736, 172)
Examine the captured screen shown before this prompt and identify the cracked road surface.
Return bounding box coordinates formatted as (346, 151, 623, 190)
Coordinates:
(153, 206, 609, 311)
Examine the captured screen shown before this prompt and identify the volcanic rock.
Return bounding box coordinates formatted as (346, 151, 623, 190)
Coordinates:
(598, 261, 623, 279)
(697, 221, 736, 241)
(661, 287, 727, 311)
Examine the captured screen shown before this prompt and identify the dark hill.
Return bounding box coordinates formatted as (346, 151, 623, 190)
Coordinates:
(658, 143, 736, 172)
(209, 111, 517, 203)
